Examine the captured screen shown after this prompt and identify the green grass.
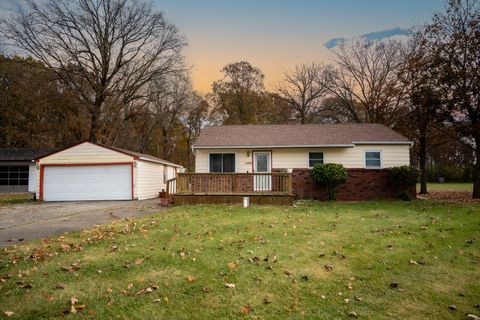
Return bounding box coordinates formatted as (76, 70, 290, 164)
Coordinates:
(417, 182, 473, 192)
(0, 201, 479, 319)
(0, 192, 34, 205)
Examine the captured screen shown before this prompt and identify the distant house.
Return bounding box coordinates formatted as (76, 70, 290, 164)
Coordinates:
(0, 148, 55, 193)
(193, 123, 413, 200)
(2, 142, 183, 201)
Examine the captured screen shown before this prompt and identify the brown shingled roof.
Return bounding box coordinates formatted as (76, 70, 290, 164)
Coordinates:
(194, 123, 411, 148)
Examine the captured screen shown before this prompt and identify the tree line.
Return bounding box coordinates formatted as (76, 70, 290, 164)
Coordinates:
(0, 0, 479, 197)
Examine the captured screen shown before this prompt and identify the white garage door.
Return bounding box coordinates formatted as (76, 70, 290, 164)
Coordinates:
(43, 165, 132, 201)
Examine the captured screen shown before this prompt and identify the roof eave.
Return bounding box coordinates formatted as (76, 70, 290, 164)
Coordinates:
(352, 141, 414, 146)
(138, 156, 183, 168)
(193, 144, 355, 149)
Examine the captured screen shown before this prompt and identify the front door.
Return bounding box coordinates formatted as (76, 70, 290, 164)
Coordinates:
(253, 152, 271, 191)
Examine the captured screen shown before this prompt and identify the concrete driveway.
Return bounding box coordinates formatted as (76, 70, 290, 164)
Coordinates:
(0, 199, 163, 248)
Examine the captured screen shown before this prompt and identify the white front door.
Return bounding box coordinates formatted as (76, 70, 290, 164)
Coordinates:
(253, 152, 271, 191)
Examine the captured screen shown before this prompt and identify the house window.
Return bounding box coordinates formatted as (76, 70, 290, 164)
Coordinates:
(365, 151, 381, 168)
(0, 166, 29, 186)
(308, 152, 324, 167)
(209, 154, 235, 173)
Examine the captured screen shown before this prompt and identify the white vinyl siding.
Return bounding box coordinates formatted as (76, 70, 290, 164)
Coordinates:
(28, 163, 36, 193)
(135, 160, 166, 200)
(194, 145, 410, 172)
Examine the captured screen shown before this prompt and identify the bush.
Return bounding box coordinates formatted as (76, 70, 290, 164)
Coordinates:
(312, 163, 348, 200)
(389, 166, 419, 200)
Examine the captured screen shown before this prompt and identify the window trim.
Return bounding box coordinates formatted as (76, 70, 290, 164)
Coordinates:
(364, 150, 382, 169)
(208, 153, 236, 173)
(308, 152, 324, 168)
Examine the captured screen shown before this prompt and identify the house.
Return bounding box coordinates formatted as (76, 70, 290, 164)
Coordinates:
(33, 141, 183, 201)
(0, 148, 56, 193)
(191, 123, 413, 201)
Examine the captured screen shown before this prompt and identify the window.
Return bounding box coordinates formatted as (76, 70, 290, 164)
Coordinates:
(0, 166, 29, 186)
(365, 151, 381, 168)
(209, 154, 235, 173)
(308, 152, 324, 167)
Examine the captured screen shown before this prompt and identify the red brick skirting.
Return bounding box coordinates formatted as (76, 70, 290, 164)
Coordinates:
(290, 168, 416, 201)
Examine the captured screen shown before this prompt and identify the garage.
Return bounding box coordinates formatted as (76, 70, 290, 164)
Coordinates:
(35, 141, 183, 201)
(43, 165, 132, 201)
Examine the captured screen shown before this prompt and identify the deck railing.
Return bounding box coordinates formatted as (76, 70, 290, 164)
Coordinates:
(172, 172, 292, 195)
(166, 177, 177, 196)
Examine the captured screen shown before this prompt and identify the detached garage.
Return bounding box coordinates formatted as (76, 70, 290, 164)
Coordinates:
(35, 141, 183, 201)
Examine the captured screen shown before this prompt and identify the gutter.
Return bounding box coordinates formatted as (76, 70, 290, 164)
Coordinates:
(193, 144, 355, 150)
(138, 156, 183, 168)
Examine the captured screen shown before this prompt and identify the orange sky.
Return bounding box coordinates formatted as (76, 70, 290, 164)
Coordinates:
(156, 0, 443, 94)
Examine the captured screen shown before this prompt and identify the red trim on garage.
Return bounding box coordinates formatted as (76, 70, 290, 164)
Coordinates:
(131, 162, 135, 200)
(39, 162, 135, 201)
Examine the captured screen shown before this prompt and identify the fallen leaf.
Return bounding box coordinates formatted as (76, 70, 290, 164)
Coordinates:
(227, 261, 237, 270)
(284, 270, 293, 276)
(225, 283, 236, 288)
(348, 311, 358, 318)
(390, 282, 399, 289)
(4, 311, 14, 317)
(324, 264, 333, 272)
(467, 314, 480, 320)
(55, 283, 65, 289)
(448, 305, 457, 311)
(187, 276, 197, 283)
(240, 304, 251, 314)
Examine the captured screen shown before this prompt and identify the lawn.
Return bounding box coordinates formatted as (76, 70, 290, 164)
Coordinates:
(0, 201, 479, 319)
(417, 182, 473, 192)
(0, 193, 34, 205)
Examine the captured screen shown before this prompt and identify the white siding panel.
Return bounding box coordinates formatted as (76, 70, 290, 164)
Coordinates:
(28, 163, 36, 193)
(135, 160, 165, 200)
(40, 142, 133, 164)
(195, 145, 410, 172)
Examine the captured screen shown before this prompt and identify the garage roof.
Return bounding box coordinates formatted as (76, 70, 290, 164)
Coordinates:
(34, 141, 183, 168)
(103, 144, 183, 168)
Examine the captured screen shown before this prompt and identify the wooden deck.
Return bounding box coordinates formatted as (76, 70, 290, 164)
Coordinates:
(166, 172, 293, 205)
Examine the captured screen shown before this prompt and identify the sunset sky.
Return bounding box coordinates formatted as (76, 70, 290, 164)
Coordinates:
(153, 0, 444, 93)
(1, 0, 444, 93)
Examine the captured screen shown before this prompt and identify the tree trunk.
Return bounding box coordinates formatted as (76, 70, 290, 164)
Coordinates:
(473, 144, 480, 199)
(161, 127, 169, 159)
(89, 110, 100, 142)
(419, 135, 428, 194)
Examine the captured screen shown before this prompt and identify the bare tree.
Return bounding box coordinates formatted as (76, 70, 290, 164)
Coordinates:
(277, 63, 328, 123)
(398, 30, 443, 195)
(325, 39, 407, 126)
(423, 0, 480, 198)
(180, 93, 209, 171)
(1, 0, 185, 142)
(148, 74, 191, 159)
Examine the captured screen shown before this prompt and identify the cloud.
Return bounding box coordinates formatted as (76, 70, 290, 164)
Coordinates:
(324, 27, 410, 49)
(361, 27, 410, 41)
(324, 37, 346, 49)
